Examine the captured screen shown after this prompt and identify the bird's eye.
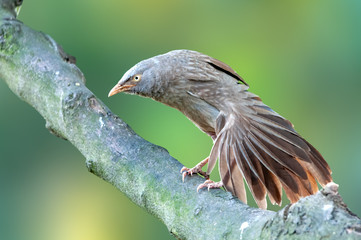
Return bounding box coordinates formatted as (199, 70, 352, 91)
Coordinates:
(133, 74, 142, 82)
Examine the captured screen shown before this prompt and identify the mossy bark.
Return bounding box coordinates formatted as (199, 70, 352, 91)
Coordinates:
(1, 1, 360, 239)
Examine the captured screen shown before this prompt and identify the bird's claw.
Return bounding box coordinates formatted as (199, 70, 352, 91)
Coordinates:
(197, 180, 223, 192)
(181, 166, 203, 182)
(181, 168, 191, 182)
(180, 166, 191, 174)
(180, 157, 210, 182)
(180, 166, 208, 182)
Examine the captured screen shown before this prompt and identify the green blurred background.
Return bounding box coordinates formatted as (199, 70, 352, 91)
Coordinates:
(1, 0, 361, 239)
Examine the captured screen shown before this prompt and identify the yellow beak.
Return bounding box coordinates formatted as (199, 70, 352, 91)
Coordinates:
(108, 84, 135, 97)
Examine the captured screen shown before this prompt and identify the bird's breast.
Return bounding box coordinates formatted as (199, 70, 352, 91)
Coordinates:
(174, 94, 219, 137)
(152, 78, 238, 137)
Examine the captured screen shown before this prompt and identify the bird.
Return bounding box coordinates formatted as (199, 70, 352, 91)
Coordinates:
(108, 49, 332, 209)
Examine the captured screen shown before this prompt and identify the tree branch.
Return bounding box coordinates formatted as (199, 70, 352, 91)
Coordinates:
(0, 1, 360, 239)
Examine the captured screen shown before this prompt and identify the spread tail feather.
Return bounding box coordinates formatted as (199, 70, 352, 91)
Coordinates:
(207, 97, 332, 209)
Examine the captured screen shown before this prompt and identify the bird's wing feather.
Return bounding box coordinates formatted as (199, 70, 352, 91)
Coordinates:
(205, 57, 248, 86)
(186, 51, 248, 85)
(180, 50, 331, 207)
(207, 92, 332, 208)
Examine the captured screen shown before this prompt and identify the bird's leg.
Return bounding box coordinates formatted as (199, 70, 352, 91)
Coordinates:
(196, 180, 224, 192)
(180, 157, 209, 182)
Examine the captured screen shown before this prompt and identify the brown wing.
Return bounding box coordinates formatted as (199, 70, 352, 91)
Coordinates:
(206, 57, 248, 86)
(183, 50, 248, 85)
(207, 94, 332, 209)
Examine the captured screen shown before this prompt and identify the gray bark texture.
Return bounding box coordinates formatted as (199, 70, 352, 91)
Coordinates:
(1, 1, 360, 239)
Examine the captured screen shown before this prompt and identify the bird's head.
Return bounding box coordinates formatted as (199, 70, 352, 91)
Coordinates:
(108, 58, 160, 98)
(109, 49, 248, 99)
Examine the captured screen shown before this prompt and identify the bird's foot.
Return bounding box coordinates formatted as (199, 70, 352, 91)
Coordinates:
(180, 157, 209, 182)
(197, 180, 223, 192)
